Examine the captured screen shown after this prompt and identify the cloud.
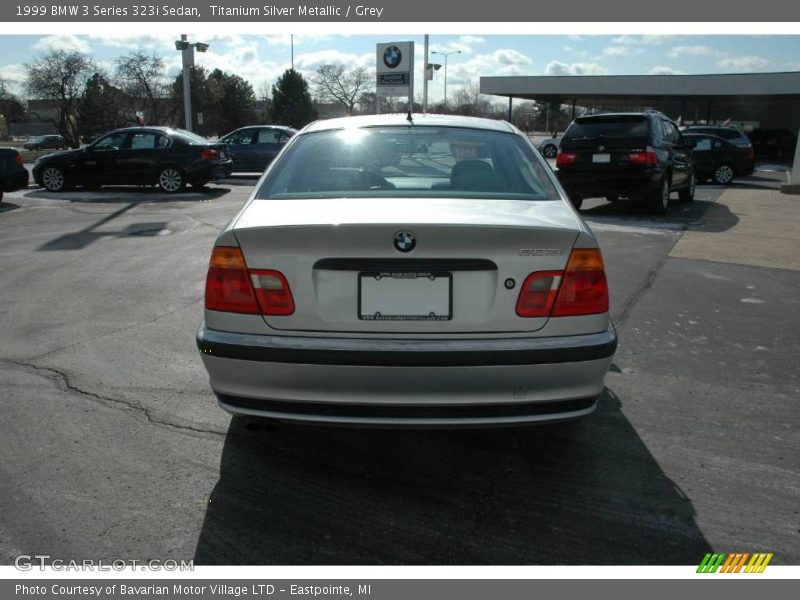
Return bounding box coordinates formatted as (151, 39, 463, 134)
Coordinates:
(669, 45, 714, 58)
(611, 35, 674, 46)
(545, 61, 609, 76)
(717, 55, 771, 71)
(294, 50, 373, 71)
(432, 35, 489, 55)
(649, 66, 683, 75)
(603, 46, 629, 57)
(440, 49, 532, 90)
(33, 35, 91, 54)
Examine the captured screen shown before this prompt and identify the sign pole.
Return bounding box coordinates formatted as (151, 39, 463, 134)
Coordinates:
(422, 35, 429, 114)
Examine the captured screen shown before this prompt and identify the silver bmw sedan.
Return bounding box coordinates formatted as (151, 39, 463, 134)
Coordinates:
(197, 114, 617, 426)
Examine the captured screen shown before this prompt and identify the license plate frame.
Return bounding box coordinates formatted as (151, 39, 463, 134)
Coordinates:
(358, 271, 452, 321)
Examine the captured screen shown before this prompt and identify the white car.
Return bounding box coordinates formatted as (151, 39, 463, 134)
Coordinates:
(197, 114, 617, 426)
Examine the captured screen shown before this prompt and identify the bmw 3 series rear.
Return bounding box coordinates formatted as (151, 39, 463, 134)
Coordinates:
(197, 114, 617, 426)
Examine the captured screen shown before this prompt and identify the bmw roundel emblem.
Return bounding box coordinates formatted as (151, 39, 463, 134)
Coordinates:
(383, 46, 402, 69)
(393, 231, 416, 253)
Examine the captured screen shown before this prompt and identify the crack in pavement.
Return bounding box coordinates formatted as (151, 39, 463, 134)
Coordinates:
(30, 297, 203, 362)
(0, 358, 226, 439)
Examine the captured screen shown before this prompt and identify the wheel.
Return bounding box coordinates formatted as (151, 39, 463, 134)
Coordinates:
(712, 163, 735, 185)
(678, 173, 695, 203)
(542, 144, 558, 159)
(190, 180, 210, 190)
(647, 177, 670, 215)
(569, 194, 583, 210)
(41, 166, 68, 192)
(605, 194, 619, 202)
(158, 166, 185, 193)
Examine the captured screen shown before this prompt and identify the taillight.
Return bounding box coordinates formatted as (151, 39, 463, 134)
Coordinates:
(515, 248, 609, 318)
(204, 246, 294, 315)
(551, 248, 609, 317)
(556, 151, 577, 167)
(200, 148, 218, 161)
(516, 271, 562, 317)
(250, 270, 295, 316)
(628, 147, 658, 166)
(205, 247, 259, 314)
(15, 153, 24, 167)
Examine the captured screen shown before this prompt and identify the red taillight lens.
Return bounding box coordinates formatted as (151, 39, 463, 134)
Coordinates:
(556, 151, 577, 167)
(551, 248, 609, 317)
(205, 247, 260, 314)
(628, 149, 658, 165)
(204, 247, 295, 315)
(200, 148, 218, 161)
(516, 271, 562, 317)
(250, 270, 295, 316)
(15, 153, 24, 167)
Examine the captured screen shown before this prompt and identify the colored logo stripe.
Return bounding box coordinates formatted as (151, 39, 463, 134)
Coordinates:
(697, 552, 773, 573)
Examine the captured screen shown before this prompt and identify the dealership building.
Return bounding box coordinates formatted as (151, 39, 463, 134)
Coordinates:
(480, 71, 800, 131)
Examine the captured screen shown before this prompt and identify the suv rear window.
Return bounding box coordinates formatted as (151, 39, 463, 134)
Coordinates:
(563, 115, 650, 143)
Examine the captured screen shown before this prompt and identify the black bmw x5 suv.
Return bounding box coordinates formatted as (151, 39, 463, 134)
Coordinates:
(555, 111, 695, 214)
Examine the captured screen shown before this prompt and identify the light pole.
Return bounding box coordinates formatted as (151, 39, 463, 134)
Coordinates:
(174, 35, 209, 132)
(430, 49, 460, 111)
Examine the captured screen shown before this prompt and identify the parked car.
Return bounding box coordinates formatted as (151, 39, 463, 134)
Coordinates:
(683, 133, 754, 184)
(196, 114, 617, 426)
(32, 127, 233, 193)
(556, 111, 695, 214)
(748, 128, 797, 162)
(218, 125, 296, 173)
(681, 125, 752, 149)
(538, 136, 562, 158)
(0, 147, 29, 202)
(23, 134, 66, 151)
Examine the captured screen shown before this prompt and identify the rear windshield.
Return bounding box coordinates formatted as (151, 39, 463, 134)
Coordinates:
(255, 126, 559, 201)
(564, 116, 650, 143)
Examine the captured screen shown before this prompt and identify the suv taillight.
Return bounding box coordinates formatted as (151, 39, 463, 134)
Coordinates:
(200, 148, 218, 161)
(15, 153, 24, 167)
(516, 248, 609, 318)
(628, 147, 658, 166)
(205, 246, 295, 316)
(555, 151, 577, 167)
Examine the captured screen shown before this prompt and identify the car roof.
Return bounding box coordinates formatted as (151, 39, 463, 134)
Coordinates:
(301, 114, 517, 134)
(685, 125, 743, 131)
(683, 133, 730, 141)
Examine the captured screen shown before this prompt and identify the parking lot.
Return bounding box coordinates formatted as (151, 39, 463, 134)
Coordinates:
(0, 168, 798, 565)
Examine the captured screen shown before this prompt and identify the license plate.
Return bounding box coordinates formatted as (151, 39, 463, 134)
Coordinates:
(359, 272, 452, 321)
(593, 153, 611, 163)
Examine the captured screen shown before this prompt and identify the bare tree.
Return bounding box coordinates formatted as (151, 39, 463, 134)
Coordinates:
(451, 81, 499, 119)
(312, 64, 374, 115)
(114, 50, 171, 125)
(24, 49, 94, 147)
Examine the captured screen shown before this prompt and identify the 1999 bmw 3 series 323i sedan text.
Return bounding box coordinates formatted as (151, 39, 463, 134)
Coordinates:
(196, 115, 617, 426)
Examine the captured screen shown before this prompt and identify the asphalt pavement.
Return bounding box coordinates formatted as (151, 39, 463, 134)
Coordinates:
(0, 172, 797, 565)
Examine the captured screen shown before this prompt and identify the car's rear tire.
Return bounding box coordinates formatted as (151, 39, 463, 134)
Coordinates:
(605, 194, 619, 202)
(41, 166, 68, 192)
(191, 179, 210, 190)
(647, 177, 670, 215)
(158, 166, 186, 193)
(712, 163, 735, 185)
(569, 194, 583, 210)
(678, 173, 695, 203)
(542, 144, 558, 158)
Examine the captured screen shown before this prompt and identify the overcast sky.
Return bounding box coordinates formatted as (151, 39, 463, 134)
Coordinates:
(1, 34, 798, 101)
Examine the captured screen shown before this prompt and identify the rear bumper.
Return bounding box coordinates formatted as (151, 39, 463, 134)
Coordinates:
(557, 169, 662, 198)
(197, 323, 617, 426)
(187, 160, 233, 181)
(2, 168, 29, 193)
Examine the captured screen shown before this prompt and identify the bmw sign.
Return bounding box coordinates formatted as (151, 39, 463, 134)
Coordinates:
(383, 46, 402, 69)
(376, 41, 414, 101)
(393, 231, 416, 253)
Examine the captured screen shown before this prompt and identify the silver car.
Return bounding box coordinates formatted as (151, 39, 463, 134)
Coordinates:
(197, 114, 617, 426)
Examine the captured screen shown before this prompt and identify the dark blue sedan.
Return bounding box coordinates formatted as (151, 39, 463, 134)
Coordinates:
(218, 126, 296, 173)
